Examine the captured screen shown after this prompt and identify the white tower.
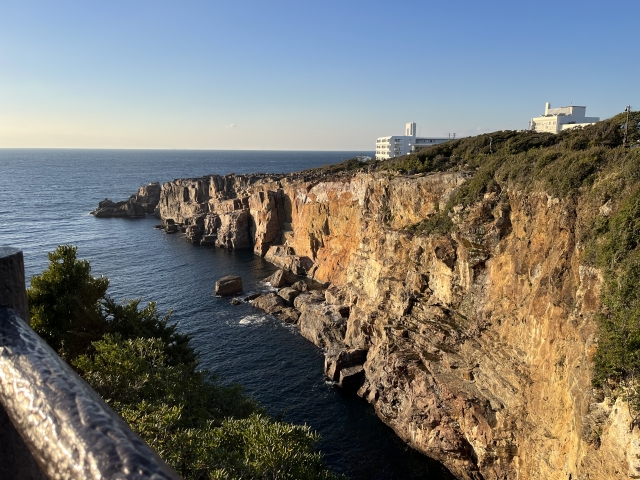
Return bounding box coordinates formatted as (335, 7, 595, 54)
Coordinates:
(405, 122, 417, 137)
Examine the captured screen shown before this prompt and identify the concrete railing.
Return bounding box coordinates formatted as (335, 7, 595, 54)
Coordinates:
(0, 247, 181, 479)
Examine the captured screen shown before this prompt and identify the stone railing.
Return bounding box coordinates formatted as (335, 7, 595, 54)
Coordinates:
(0, 247, 181, 479)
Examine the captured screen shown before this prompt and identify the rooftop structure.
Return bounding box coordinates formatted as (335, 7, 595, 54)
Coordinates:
(375, 122, 450, 160)
(530, 102, 599, 133)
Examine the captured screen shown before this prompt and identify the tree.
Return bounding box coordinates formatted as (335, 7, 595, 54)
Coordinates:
(28, 245, 109, 358)
(28, 245, 342, 479)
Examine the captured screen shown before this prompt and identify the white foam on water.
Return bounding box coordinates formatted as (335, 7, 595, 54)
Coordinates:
(238, 314, 268, 326)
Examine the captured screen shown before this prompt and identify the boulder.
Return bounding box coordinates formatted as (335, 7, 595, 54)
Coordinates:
(264, 245, 315, 275)
(251, 293, 285, 314)
(297, 302, 347, 349)
(278, 287, 300, 305)
(291, 280, 308, 292)
(264, 269, 297, 288)
(293, 290, 326, 310)
(251, 293, 300, 324)
(278, 307, 300, 324)
(215, 275, 243, 296)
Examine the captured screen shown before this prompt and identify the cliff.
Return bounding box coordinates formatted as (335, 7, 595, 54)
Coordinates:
(151, 115, 640, 479)
(154, 174, 629, 478)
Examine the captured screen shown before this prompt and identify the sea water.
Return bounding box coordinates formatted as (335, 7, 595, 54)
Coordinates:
(0, 149, 454, 479)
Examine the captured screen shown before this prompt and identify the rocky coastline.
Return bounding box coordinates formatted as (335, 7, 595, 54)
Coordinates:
(94, 169, 639, 480)
(91, 182, 161, 218)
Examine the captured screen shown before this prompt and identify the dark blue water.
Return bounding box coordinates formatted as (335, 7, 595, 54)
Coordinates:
(0, 149, 454, 479)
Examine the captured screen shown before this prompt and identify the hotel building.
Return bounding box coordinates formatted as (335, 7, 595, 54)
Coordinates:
(530, 103, 599, 133)
(375, 123, 450, 160)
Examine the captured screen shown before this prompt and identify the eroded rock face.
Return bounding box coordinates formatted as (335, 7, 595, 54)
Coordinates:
(156, 170, 636, 480)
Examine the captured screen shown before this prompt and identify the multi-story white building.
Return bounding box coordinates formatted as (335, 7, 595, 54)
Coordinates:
(530, 103, 599, 133)
(375, 123, 450, 160)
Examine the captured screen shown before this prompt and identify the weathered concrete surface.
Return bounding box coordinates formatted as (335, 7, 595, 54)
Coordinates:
(0, 246, 29, 322)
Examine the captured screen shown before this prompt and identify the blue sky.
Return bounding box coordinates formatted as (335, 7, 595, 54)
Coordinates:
(1, 1, 638, 150)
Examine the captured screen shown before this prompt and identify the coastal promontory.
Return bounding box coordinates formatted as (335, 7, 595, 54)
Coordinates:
(96, 113, 640, 480)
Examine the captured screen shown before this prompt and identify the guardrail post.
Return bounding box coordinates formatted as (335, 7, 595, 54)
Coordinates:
(0, 246, 30, 323)
(0, 246, 45, 479)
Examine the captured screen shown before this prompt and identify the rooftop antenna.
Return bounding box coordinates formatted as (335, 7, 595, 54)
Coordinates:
(624, 105, 632, 147)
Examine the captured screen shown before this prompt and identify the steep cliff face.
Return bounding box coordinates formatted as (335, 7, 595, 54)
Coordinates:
(158, 170, 638, 480)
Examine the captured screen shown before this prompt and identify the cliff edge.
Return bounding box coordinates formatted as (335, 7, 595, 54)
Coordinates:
(146, 112, 640, 479)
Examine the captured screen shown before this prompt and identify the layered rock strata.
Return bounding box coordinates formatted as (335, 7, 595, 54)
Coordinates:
(155, 170, 637, 480)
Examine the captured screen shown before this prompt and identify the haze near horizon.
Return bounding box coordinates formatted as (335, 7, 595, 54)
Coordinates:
(1, 1, 638, 150)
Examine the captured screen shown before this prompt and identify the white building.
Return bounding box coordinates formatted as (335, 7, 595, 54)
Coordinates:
(530, 103, 599, 133)
(375, 123, 450, 160)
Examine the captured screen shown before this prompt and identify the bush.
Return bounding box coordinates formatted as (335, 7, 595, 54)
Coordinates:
(28, 247, 341, 480)
(28, 245, 109, 358)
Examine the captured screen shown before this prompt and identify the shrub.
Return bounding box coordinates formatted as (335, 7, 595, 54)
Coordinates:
(29, 247, 341, 480)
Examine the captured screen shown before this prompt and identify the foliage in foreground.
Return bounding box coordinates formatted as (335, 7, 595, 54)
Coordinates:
(28, 245, 341, 480)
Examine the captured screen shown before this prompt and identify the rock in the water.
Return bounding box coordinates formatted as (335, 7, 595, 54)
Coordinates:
(251, 293, 285, 314)
(215, 275, 243, 296)
(251, 293, 299, 324)
(230, 298, 242, 305)
(264, 269, 297, 288)
(92, 182, 160, 218)
(278, 287, 300, 304)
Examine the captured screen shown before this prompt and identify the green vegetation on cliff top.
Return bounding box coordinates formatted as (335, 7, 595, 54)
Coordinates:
(28, 245, 342, 480)
(385, 111, 640, 412)
(312, 111, 640, 414)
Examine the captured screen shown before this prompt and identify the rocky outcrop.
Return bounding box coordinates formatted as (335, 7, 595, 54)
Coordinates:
(214, 275, 243, 296)
(92, 183, 161, 218)
(154, 169, 637, 480)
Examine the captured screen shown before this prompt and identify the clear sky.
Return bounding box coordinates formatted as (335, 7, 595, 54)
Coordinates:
(1, 1, 638, 150)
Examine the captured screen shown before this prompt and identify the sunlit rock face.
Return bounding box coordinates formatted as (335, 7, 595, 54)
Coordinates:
(158, 170, 638, 480)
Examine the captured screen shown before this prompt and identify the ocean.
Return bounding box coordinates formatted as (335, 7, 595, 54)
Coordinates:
(0, 149, 454, 479)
